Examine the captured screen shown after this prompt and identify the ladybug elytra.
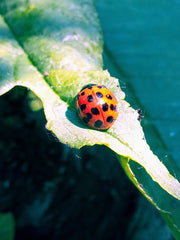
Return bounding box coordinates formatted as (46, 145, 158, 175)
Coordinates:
(76, 84, 118, 130)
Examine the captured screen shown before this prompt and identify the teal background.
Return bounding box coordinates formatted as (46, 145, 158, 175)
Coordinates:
(0, 1, 180, 239)
(95, 0, 180, 170)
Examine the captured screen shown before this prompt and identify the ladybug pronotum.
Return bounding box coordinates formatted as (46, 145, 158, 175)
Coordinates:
(76, 84, 118, 130)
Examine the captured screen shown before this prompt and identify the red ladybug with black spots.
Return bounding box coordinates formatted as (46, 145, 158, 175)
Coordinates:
(76, 84, 118, 130)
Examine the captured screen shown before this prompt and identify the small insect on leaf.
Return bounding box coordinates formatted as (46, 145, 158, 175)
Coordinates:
(76, 84, 118, 130)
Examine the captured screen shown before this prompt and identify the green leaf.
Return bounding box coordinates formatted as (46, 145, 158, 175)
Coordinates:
(0, 213, 15, 240)
(0, 0, 180, 237)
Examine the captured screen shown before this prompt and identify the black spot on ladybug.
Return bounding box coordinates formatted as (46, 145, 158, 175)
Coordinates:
(87, 95, 93, 102)
(106, 94, 112, 100)
(81, 91, 85, 96)
(83, 113, 92, 124)
(97, 85, 103, 89)
(86, 113, 92, 120)
(80, 104, 86, 111)
(77, 94, 80, 100)
(83, 117, 90, 124)
(94, 120, 103, 128)
(96, 92, 103, 98)
(107, 116, 114, 123)
(91, 107, 100, 115)
(102, 103, 108, 112)
(110, 104, 115, 110)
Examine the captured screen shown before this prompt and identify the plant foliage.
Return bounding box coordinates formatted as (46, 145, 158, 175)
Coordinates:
(0, 0, 179, 238)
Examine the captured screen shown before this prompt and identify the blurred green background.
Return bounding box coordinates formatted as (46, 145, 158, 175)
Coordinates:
(0, 0, 180, 239)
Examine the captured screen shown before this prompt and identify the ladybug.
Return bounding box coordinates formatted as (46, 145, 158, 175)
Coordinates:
(76, 84, 118, 130)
